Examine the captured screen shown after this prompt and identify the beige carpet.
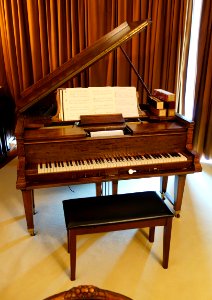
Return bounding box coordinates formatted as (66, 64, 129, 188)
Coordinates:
(0, 158, 212, 300)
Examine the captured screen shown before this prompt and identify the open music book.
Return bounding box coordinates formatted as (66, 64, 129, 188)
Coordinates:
(58, 86, 139, 121)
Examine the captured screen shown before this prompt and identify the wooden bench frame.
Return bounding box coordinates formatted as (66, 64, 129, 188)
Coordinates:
(63, 191, 174, 281)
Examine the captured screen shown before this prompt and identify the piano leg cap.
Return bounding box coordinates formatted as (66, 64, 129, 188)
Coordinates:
(175, 211, 181, 218)
(28, 228, 36, 236)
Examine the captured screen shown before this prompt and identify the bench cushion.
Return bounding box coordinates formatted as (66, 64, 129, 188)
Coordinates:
(63, 191, 173, 229)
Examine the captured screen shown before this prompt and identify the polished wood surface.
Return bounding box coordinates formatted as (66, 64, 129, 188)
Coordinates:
(16, 113, 201, 234)
(44, 285, 132, 300)
(17, 20, 150, 113)
(15, 20, 201, 235)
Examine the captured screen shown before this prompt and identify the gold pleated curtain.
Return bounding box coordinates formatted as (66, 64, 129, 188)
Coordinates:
(0, 0, 192, 105)
(193, 0, 212, 159)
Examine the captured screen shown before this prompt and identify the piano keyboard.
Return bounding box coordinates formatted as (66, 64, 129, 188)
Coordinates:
(37, 152, 187, 174)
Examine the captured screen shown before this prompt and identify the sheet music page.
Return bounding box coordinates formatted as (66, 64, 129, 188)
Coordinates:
(114, 86, 139, 117)
(62, 88, 93, 121)
(60, 86, 139, 121)
(88, 87, 115, 115)
(59, 89, 64, 120)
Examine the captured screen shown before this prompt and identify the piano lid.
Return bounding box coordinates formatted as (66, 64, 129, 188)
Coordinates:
(17, 20, 151, 113)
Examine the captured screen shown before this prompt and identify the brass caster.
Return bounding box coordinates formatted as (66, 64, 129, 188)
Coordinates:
(175, 211, 181, 218)
(160, 192, 166, 200)
(28, 229, 36, 236)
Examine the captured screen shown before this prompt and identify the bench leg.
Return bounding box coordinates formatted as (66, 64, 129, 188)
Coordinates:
(163, 218, 173, 269)
(149, 227, 155, 242)
(69, 231, 77, 281)
(67, 231, 70, 253)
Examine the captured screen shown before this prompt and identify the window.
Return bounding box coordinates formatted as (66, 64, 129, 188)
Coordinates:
(184, 0, 203, 120)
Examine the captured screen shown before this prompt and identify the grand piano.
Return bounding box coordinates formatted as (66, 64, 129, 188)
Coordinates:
(15, 20, 202, 235)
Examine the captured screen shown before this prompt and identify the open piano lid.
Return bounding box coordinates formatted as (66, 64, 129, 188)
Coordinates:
(17, 20, 150, 114)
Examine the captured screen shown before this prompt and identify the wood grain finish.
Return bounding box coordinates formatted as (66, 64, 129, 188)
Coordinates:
(15, 115, 201, 234)
(15, 20, 201, 235)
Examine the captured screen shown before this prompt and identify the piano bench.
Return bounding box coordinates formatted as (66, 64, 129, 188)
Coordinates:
(62, 191, 174, 281)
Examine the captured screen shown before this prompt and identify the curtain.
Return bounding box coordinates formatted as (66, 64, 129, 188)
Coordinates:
(192, 0, 212, 159)
(175, 0, 193, 114)
(0, 0, 192, 108)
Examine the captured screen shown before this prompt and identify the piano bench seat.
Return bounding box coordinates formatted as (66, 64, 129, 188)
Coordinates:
(62, 191, 174, 281)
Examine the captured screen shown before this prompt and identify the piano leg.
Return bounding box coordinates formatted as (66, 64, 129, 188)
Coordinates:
(22, 189, 36, 236)
(96, 182, 102, 196)
(112, 180, 118, 195)
(96, 181, 118, 196)
(160, 176, 168, 196)
(173, 174, 186, 217)
(160, 175, 186, 217)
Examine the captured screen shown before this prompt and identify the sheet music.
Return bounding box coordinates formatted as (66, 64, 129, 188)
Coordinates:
(62, 88, 93, 121)
(88, 87, 116, 115)
(59, 86, 139, 121)
(113, 86, 138, 117)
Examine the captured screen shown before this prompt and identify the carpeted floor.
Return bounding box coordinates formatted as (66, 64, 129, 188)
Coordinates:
(0, 157, 212, 300)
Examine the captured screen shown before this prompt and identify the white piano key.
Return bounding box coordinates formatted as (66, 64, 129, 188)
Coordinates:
(37, 151, 188, 174)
